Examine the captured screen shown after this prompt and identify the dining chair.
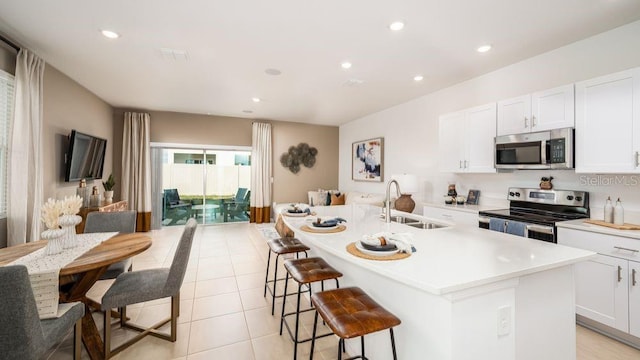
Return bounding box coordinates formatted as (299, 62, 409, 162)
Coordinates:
(0, 265, 85, 360)
(100, 218, 197, 359)
(84, 210, 137, 280)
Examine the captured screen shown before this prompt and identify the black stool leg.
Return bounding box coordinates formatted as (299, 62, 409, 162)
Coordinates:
(279, 271, 290, 335)
(271, 254, 280, 315)
(390, 328, 398, 360)
(309, 310, 319, 360)
(361, 336, 365, 359)
(338, 338, 343, 360)
(263, 249, 272, 297)
(292, 281, 304, 360)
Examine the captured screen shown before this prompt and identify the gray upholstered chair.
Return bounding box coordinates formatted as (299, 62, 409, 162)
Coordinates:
(84, 210, 137, 279)
(0, 265, 85, 360)
(100, 218, 197, 358)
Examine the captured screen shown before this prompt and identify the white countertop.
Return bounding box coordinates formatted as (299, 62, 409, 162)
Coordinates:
(557, 219, 640, 240)
(282, 205, 596, 296)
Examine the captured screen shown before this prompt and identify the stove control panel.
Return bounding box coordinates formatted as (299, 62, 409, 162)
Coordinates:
(507, 187, 588, 207)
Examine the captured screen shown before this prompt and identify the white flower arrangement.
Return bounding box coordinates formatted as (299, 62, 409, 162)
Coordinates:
(41, 198, 63, 230)
(61, 195, 83, 215)
(41, 196, 83, 230)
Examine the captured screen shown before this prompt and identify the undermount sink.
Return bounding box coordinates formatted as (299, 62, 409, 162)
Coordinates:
(405, 222, 448, 229)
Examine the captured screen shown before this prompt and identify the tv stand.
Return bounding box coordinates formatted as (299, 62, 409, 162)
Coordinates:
(76, 200, 128, 233)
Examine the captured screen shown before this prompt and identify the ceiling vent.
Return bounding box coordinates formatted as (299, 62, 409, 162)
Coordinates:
(343, 78, 364, 87)
(159, 48, 189, 61)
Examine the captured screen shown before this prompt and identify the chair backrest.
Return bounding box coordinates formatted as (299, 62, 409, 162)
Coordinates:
(84, 210, 137, 234)
(164, 189, 181, 205)
(235, 188, 248, 202)
(164, 218, 198, 295)
(0, 265, 45, 358)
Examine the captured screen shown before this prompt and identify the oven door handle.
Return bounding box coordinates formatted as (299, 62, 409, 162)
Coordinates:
(525, 224, 554, 236)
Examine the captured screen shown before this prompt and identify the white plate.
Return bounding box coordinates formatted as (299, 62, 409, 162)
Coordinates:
(309, 224, 339, 231)
(283, 211, 308, 217)
(355, 241, 399, 257)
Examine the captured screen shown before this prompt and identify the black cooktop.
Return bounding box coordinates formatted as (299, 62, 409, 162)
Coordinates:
(479, 208, 588, 227)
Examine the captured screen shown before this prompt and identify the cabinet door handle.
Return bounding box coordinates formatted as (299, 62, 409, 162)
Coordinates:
(635, 151, 639, 168)
(614, 246, 639, 253)
(633, 269, 637, 287)
(464, 160, 468, 169)
(618, 266, 623, 283)
(532, 115, 537, 127)
(459, 160, 463, 169)
(524, 117, 529, 128)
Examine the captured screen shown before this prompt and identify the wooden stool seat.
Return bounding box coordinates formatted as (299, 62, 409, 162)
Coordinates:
(310, 287, 401, 360)
(268, 237, 310, 254)
(284, 257, 343, 284)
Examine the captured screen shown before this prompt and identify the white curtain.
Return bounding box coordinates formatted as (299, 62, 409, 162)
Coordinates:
(250, 122, 272, 223)
(122, 112, 152, 231)
(8, 49, 45, 246)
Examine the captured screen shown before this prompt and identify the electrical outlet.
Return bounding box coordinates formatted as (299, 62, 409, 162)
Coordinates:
(497, 306, 511, 337)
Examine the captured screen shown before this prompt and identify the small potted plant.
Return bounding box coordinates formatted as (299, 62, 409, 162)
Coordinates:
(103, 174, 116, 203)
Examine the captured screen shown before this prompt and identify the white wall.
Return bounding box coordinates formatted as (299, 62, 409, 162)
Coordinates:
(340, 20, 640, 217)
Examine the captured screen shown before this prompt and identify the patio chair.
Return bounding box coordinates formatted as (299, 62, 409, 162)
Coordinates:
(0, 265, 85, 360)
(163, 189, 192, 222)
(223, 188, 250, 221)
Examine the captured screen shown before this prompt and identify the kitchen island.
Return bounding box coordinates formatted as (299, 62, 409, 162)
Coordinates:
(281, 204, 595, 360)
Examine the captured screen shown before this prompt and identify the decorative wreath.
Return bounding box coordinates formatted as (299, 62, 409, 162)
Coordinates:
(280, 143, 318, 174)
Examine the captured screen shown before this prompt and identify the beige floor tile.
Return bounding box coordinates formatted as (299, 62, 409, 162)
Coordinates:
(186, 340, 255, 360)
(194, 276, 238, 298)
(251, 334, 295, 360)
(233, 261, 266, 276)
(135, 299, 193, 326)
(191, 292, 243, 320)
(236, 272, 265, 291)
(188, 312, 250, 354)
(244, 307, 282, 339)
(240, 288, 270, 311)
(196, 262, 235, 281)
(111, 322, 190, 360)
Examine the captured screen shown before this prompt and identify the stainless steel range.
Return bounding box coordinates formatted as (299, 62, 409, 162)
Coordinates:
(479, 187, 589, 243)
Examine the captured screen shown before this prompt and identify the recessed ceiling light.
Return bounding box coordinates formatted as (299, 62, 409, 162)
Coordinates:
(477, 45, 492, 53)
(265, 68, 282, 76)
(243, 110, 253, 114)
(341, 62, 352, 69)
(101, 30, 119, 39)
(389, 21, 405, 31)
(414, 75, 424, 82)
(252, 97, 261, 103)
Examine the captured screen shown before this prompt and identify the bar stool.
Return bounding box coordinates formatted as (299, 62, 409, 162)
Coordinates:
(280, 257, 342, 360)
(309, 287, 401, 360)
(264, 237, 310, 315)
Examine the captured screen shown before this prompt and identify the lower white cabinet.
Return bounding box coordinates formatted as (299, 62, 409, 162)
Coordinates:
(557, 227, 640, 337)
(423, 205, 477, 227)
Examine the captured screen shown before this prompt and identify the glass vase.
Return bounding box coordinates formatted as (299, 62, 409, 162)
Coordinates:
(59, 214, 82, 249)
(42, 228, 65, 256)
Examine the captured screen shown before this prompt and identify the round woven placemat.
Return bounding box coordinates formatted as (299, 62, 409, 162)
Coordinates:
(346, 242, 410, 261)
(300, 224, 346, 234)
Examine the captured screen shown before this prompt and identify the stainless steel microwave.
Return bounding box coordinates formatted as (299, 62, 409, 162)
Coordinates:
(495, 127, 574, 170)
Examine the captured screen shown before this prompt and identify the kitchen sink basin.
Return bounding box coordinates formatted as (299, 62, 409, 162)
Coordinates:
(406, 222, 448, 229)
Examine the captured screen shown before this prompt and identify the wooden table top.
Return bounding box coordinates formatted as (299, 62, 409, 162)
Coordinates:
(0, 233, 152, 276)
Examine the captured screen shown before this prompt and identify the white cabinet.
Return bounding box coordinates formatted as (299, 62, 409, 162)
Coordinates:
(557, 227, 640, 336)
(575, 68, 640, 173)
(497, 84, 575, 136)
(439, 103, 496, 173)
(423, 205, 478, 227)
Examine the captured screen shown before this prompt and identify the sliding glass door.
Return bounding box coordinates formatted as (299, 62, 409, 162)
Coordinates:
(151, 145, 251, 227)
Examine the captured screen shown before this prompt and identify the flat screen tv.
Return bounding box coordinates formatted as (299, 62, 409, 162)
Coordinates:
(64, 130, 107, 182)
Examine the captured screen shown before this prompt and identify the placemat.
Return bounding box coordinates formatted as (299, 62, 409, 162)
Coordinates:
(346, 242, 410, 261)
(300, 224, 346, 233)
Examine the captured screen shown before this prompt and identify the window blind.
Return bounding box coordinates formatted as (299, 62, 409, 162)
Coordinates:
(0, 69, 15, 219)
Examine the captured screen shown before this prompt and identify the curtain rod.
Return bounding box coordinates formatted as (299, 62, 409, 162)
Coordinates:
(0, 34, 20, 52)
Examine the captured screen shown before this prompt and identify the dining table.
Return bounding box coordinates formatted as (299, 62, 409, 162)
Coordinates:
(0, 233, 152, 360)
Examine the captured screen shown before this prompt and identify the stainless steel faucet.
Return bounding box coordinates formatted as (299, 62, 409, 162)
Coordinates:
(385, 179, 402, 223)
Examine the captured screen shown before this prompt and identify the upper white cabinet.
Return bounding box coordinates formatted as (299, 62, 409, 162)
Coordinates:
(439, 103, 496, 173)
(497, 84, 575, 136)
(575, 68, 640, 173)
